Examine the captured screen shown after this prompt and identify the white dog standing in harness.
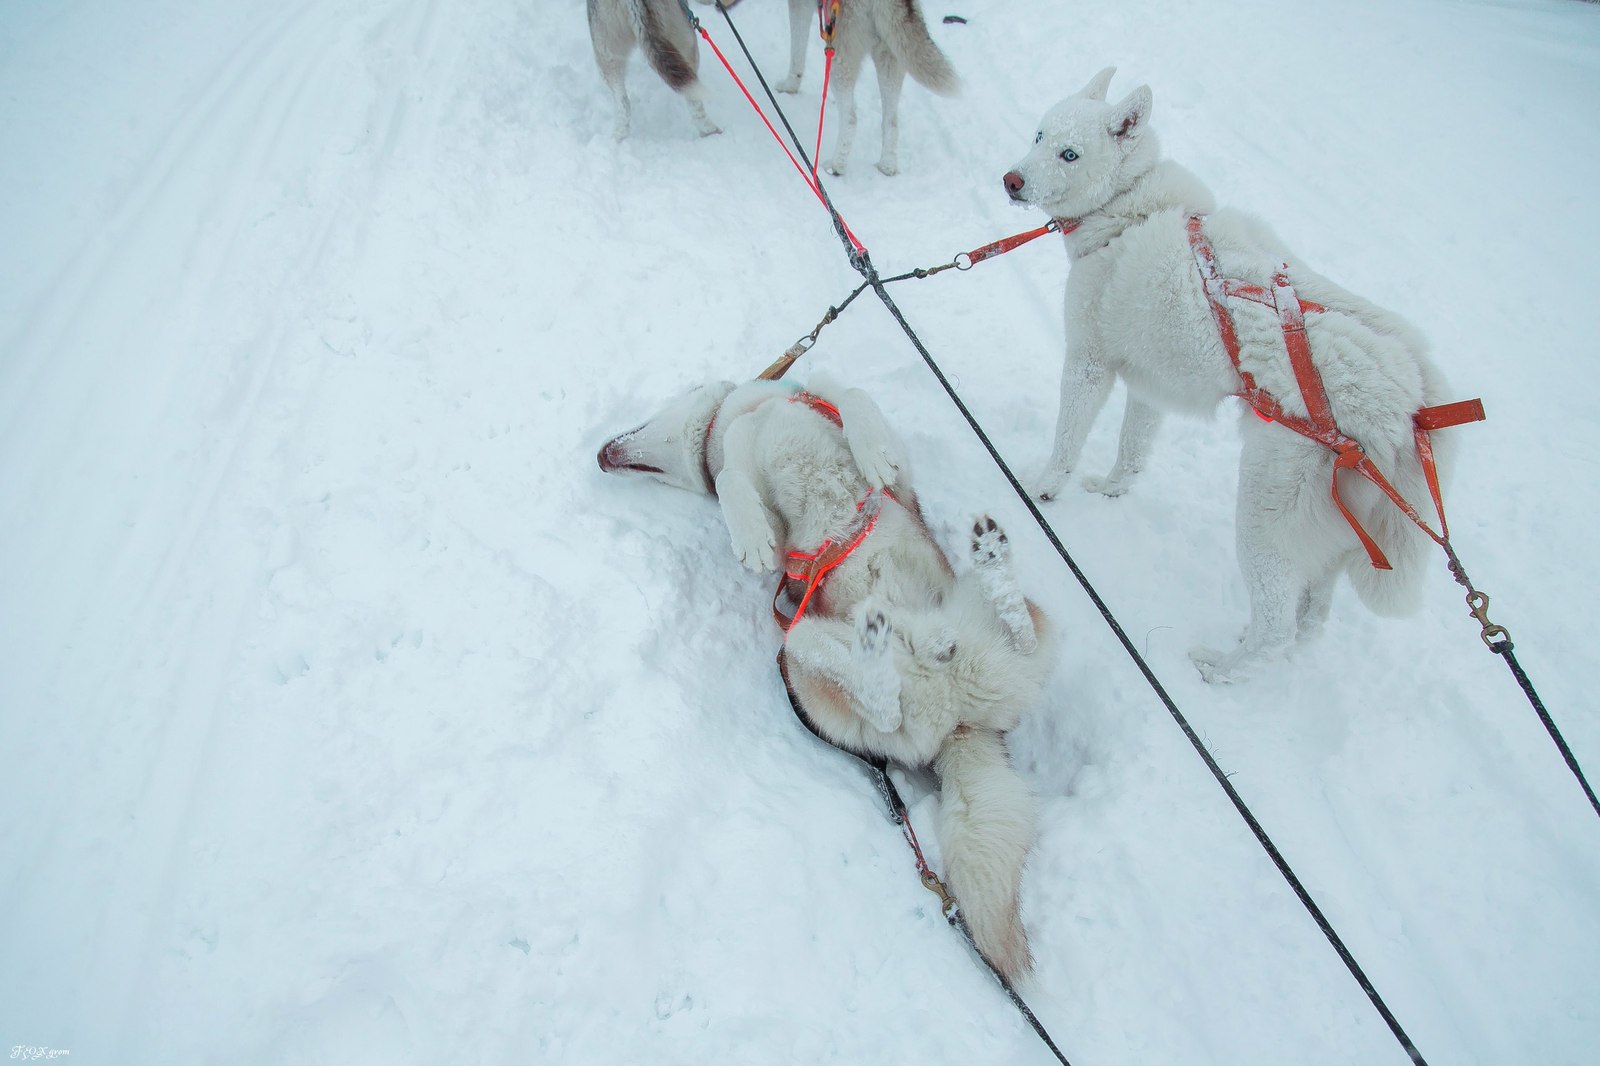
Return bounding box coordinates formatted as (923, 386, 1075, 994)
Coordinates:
(1003, 67, 1482, 682)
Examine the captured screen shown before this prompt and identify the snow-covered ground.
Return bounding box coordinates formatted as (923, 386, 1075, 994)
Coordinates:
(3, 0, 1598, 1062)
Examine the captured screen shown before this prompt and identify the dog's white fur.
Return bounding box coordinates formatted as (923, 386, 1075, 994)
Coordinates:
(599, 373, 1055, 980)
(775, 0, 958, 175)
(1004, 68, 1462, 682)
(588, 0, 720, 139)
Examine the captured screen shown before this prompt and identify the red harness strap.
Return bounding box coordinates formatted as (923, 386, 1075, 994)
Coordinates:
(767, 390, 888, 631)
(773, 488, 892, 632)
(1186, 215, 1485, 569)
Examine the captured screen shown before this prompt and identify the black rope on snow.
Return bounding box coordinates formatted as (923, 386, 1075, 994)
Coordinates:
(1500, 644, 1599, 815)
(1443, 547, 1600, 820)
(706, 3, 1432, 1062)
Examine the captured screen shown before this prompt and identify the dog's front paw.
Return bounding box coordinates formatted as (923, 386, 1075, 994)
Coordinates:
(725, 511, 778, 573)
(1031, 465, 1072, 502)
(1082, 473, 1131, 498)
(853, 603, 903, 732)
(875, 158, 899, 177)
(774, 75, 802, 94)
(1189, 646, 1240, 685)
(848, 429, 907, 493)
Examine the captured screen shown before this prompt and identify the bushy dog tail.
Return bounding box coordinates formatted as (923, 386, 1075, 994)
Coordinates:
(1344, 433, 1456, 616)
(879, 0, 960, 96)
(631, 0, 700, 92)
(933, 726, 1034, 982)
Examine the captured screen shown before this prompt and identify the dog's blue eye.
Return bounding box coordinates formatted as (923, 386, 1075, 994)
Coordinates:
(1059, 148, 1078, 163)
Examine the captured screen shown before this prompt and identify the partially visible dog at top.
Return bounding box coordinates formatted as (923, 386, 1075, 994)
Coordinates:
(598, 372, 1057, 982)
(776, 0, 959, 175)
(1003, 67, 1479, 683)
(588, 0, 720, 139)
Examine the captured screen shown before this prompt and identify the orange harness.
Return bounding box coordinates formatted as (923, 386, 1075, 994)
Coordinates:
(1186, 215, 1485, 569)
(774, 487, 894, 633)
(736, 391, 896, 634)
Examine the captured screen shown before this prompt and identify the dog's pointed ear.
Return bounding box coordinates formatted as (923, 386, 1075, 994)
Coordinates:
(1076, 66, 1116, 102)
(1107, 84, 1151, 140)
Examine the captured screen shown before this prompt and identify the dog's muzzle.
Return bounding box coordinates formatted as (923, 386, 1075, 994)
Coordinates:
(597, 432, 662, 475)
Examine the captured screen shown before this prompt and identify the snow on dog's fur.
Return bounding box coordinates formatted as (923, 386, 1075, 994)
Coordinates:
(598, 373, 1055, 981)
(775, 0, 958, 175)
(587, 0, 719, 139)
(1004, 67, 1464, 682)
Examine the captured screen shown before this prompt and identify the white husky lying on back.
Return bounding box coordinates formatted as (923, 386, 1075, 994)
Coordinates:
(599, 373, 1055, 980)
(1004, 67, 1474, 682)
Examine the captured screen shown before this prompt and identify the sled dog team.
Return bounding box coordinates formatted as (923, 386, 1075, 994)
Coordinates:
(595, 5, 1475, 983)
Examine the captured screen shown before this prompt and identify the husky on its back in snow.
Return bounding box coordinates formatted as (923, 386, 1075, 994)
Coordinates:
(775, 0, 958, 175)
(588, 0, 720, 138)
(598, 373, 1056, 981)
(1004, 68, 1469, 683)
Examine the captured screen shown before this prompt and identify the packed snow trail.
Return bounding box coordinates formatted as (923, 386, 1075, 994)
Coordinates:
(2, 0, 1597, 1063)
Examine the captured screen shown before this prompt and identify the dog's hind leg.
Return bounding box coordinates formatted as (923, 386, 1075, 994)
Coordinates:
(1034, 349, 1114, 501)
(775, 0, 811, 93)
(588, 0, 636, 139)
(785, 605, 904, 735)
(1296, 567, 1336, 641)
(824, 46, 866, 176)
(971, 517, 1038, 653)
(1082, 396, 1162, 498)
(872, 46, 907, 176)
(1191, 477, 1300, 683)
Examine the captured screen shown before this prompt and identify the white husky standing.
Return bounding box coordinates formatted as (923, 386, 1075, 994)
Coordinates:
(775, 0, 958, 175)
(1004, 68, 1473, 682)
(598, 373, 1055, 981)
(588, 0, 720, 138)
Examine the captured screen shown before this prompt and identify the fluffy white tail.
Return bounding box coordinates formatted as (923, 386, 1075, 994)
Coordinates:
(933, 726, 1034, 981)
(876, 0, 959, 95)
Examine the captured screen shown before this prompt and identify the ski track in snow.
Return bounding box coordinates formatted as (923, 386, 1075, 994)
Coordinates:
(1, 0, 1597, 1063)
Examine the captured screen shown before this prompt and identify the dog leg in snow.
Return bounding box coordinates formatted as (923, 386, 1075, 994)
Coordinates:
(1191, 518, 1298, 683)
(825, 48, 864, 176)
(971, 517, 1037, 653)
(852, 602, 904, 732)
(785, 612, 905, 738)
(1296, 569, 1336, 641)
(775, 0, 810, 93)
(808, 372, 910, 492)
(873, 46, 905, 176)
(588, 0, 635, 139)
(675, 68, 721, 137)
(1034, 351, 1113, 501)
(716, 415, 779, 572)
(1082, 396, 1161, 497)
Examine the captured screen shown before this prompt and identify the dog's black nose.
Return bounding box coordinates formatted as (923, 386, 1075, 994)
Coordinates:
(1003, 170, 1026, 199)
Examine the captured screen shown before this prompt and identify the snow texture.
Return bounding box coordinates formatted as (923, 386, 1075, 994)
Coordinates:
(1, 0, 1597, 1063)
